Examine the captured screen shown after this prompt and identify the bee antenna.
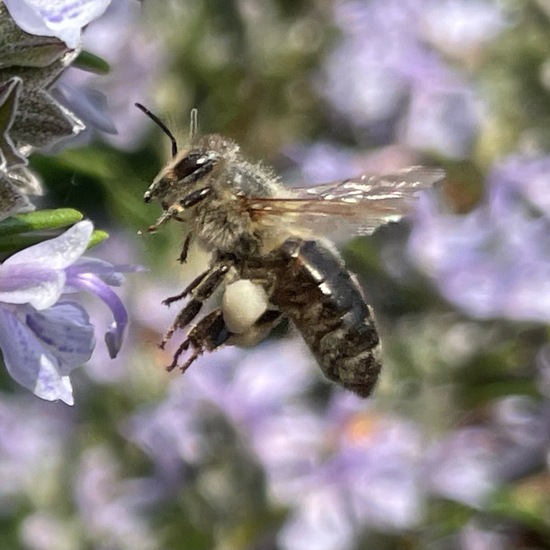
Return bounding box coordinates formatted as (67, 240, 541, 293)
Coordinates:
(135, 102, 178, 158)
(189, 108, 199, 141)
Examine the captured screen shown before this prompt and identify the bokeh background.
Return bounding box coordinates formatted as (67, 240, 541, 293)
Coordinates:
(2, 0, 550, 548)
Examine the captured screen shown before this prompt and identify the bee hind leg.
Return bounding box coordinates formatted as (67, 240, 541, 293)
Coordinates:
(161, 263, 230, 348)
(167, 309, 231, 373)
(226, 308, 283, 347)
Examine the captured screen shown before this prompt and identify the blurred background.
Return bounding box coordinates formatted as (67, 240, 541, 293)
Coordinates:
(2, 0, 550, 548)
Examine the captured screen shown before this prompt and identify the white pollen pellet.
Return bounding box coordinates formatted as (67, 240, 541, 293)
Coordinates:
(222, 279, 269, 334)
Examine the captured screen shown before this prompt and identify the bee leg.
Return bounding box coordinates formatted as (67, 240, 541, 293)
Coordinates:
(163, 268, 209, 306)
(161, 264, 230, 347)
(180, 186, 213, 208)
(256, 308, 283, 327)
(148, 203, 184, 232)
(178, 233, 192, 264)
(167, 309, 230, 373)
(226, 308, 283, 347)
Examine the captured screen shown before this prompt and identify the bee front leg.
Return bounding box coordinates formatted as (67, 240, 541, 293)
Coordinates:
(148, 203, 184, 232)
(167, 309, 230, 373)
(161, 263, 230, 348)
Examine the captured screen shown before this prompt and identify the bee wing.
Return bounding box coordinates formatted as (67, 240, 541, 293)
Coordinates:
(243, 166, 444, 237)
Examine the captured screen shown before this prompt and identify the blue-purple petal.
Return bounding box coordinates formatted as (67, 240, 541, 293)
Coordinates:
(4, 0, 112, 48)
(0, 265, 64, 310)
(403, 84, 479, 159)
(68, 273, 128, 358)
(54, 84, 118, 134)
(66, 257, 140, 288)
(25, 301, 96, 374)
(0, 306, 74, 404)
(3, 220, 93, 271)
(410, 162, 550, 323)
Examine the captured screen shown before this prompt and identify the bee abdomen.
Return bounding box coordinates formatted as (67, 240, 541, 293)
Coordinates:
(271, 238, 381, 397)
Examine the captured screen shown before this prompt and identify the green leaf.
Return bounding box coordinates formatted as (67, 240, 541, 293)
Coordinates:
(73, 50, 111, 75)
(88, 229, 109, 249)
(0, 208, 83, 236)
(0, 233, 45, 251)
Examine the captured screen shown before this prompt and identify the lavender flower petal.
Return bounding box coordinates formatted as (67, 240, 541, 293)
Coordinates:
(0, 220, 94, 310)
(402, 83, 480, 158)
(410, 158, 550, 322)
(4, 0, 112, 49)
(67, 256, 139, 287)
(424, 428, 496, 508)
(279, 488, 356, 550)
(0, 264, 64, 310)
(0, 306, 74, 404)
(24, 300, 96, 374)
(54, 83, 117, 134)
(69, 272, 128, 358)
(488, 156, 550, 219)
(4, 219, 93, 270)
(0, 220, 136, 401)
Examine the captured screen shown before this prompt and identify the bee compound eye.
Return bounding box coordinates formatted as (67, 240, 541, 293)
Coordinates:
(144, 190, 152, 203)
(174, 152, 216, 183)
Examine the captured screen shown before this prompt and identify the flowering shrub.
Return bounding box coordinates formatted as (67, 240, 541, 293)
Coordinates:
(0, 1, 548, 549)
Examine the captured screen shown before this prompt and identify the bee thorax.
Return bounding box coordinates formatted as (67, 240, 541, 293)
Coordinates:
(192, 194, 259, 256)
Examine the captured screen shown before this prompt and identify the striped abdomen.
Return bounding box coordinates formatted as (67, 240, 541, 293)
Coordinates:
(270, 238, 381, 397)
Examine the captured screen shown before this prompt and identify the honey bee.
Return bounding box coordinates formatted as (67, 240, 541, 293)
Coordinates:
(137, 104, 443, 397)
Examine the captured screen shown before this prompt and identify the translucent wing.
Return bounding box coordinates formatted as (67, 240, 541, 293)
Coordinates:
(243, 166, 444, 237)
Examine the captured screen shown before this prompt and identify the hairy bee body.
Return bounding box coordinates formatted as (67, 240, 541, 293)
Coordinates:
(267, 238, 380, 397)
(150, 134, 294, 258)
(138, 104, 442, 397)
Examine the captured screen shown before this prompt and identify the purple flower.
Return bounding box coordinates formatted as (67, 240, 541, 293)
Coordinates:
(425, 395, 550, 506)
(489, 396, 550, 481)
(57, 0, 167, 149)
(319, 0, 499, 158)
(409, 156, 550, 323)
(0, 220, 131, 404)
(423, 428, 496, 507)
(124, 343, 428, 548)
(53, 84, 117, 136)
(274, 400, 426, 550)
(124, 339, 315, 478)
(0, 395, 72, 500)
(74, 446, 158, 550)
(422, 0, 506, 57)
(402, 80, 481, 159)
(458, 521, 514, 550)
(123, 334, 547, 547)
(4, 0, 112, 49)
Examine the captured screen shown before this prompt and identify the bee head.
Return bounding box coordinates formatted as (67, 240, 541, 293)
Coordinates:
(144, 149, 219, 206)
(136, 103, 220, 205)
(136, 103, 242, 217)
